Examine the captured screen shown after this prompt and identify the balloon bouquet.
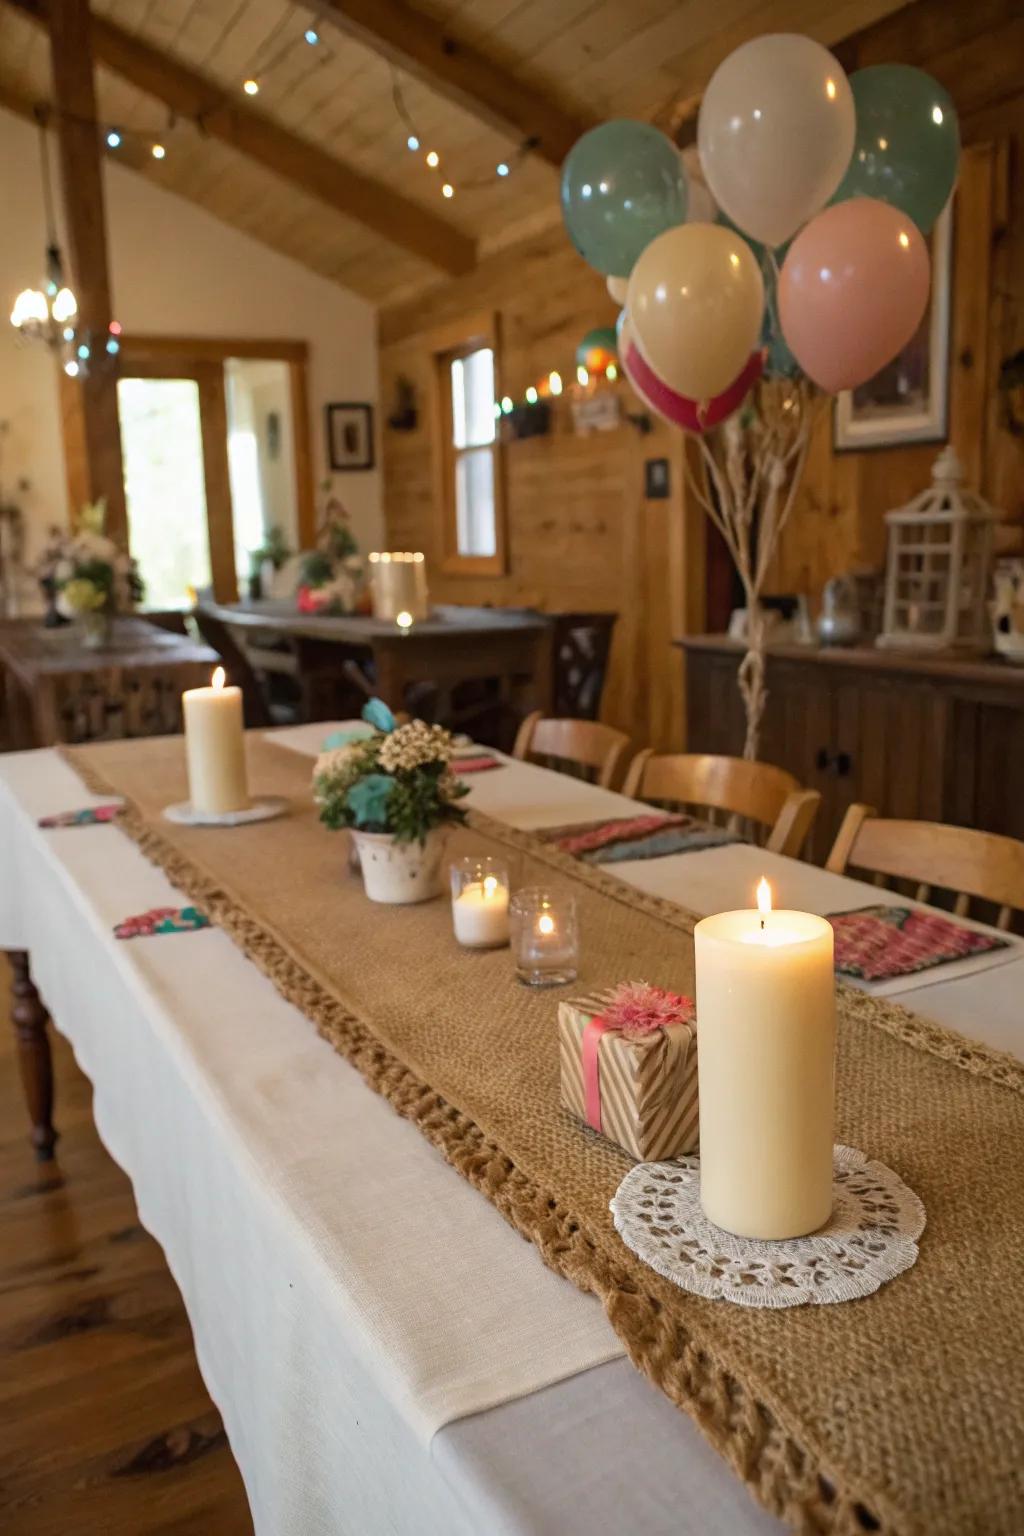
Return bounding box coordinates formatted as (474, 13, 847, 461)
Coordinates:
(561, 36, 959, 757)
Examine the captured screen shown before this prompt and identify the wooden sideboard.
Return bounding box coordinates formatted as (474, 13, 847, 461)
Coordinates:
(679, 636, 1024, 865)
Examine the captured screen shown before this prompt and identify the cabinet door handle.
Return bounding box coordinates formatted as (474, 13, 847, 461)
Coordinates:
(815, 747, 831, 772)
(834, 751, 852, 778)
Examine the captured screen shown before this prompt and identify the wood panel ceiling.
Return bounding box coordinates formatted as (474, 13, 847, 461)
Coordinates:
(0, 0, 913, 308)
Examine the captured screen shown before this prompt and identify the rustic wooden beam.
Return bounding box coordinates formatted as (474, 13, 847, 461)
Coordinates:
(6, 0, 476, 276)
(48, 0, 128, 544)
(314, 0, 595, 167)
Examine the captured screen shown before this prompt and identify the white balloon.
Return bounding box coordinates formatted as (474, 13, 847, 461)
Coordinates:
(698, 34, 855, 248)
(606, 274, 629, 305)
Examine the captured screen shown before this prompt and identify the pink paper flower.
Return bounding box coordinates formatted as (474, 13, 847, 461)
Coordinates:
(596, 981, 695, 1037)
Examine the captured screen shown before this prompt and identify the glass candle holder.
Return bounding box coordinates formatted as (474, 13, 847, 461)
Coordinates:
(509, 888, 578, 987)
(450, 856, 510, 948)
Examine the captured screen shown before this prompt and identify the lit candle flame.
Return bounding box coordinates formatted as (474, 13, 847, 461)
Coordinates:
(212, 666, 226, 690)
(538, 913, 555, 935)
(756, 878, 772, 916)
(483, 875, 498, 897)
(825, 77, 836, 100)
(396, 610, 413, 630)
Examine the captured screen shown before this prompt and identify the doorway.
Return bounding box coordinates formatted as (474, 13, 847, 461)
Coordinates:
(117, 338, 313, 606)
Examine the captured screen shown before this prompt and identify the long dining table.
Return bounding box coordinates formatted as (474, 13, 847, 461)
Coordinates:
(2, 725, 1021, 1536)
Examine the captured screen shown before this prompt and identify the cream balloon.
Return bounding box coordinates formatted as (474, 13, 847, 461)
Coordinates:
(606, 274, 629, 305)
(698, 34, 855, 248)
(627, 222, 764, 401)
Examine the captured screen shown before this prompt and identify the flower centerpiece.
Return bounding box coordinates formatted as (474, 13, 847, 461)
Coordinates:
(297, 486, 366, 615)
(36, 498, 144, 647)
(313, 697, 468, 903)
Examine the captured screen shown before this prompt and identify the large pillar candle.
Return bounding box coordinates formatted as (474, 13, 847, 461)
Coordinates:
(183, 666, 249, 815)
(368, 551, 429, 621)
(694, 880, 835, 1239)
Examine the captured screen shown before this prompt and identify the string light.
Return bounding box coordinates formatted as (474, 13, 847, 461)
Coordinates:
(606, 363, 618, 382)
(304, 27, 320, 45)
(426, 150, 439, 167)
(407, 134, 419, 151)
(548, 372, 563, 396)
(151, 142, 166, 159)
(496, 162, 509, 177)
(441, 182, 454, 198)
(500, 396, 513, 414)
(576, 365, 589, 386)
(525, 386, 538, 404)
(106, 129, 121, 148)
(243, 78, 260, 95)
(64, 359, 79, 377)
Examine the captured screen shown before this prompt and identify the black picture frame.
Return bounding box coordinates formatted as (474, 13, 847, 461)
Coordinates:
(326, 402, 375, 471)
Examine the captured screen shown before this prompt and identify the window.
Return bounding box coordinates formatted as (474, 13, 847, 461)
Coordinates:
(433, 315, 505, 575)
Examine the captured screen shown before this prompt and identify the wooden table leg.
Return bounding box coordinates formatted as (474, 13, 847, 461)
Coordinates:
(7, 950, 57, 1160)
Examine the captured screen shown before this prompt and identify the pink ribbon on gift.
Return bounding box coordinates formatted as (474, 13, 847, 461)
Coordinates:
(581, 1015, 615, 1133)
(580, 983, 696, 1135)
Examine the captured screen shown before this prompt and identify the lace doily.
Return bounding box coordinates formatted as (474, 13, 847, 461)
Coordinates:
(611, 1145, 925, 1308)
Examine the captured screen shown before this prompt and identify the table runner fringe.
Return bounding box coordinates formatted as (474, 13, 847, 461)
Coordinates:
(60, 746, 1024, 1534)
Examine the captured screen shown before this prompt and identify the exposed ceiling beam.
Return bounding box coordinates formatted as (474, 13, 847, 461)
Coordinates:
(5, 0, 476, 276)
(313, 0, 595, 167)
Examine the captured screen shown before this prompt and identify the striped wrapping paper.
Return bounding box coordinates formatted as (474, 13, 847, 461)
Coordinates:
(558, 988, 699, 1161)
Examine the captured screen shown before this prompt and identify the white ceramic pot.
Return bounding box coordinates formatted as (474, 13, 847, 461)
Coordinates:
(350, 827, 449, 905)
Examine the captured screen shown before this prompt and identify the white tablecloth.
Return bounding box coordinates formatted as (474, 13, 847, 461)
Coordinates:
(3, 729, 1020, 1536)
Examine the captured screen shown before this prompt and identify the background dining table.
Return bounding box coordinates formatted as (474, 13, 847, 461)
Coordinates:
(0, 617, 218, 749)
(1, 727, 1020, 1536)
(200, 598, 554, 724)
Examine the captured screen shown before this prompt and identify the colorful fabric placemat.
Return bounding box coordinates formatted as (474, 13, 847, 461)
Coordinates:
(830, 904, 1010, 982)
(114, 905, 211, 940)
(539, 811, 736, 864)
(453, 753, 503, 774)
(39, 803, 121, 828)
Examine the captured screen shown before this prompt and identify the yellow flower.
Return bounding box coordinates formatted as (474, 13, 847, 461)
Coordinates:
(60, 577, 107, 614)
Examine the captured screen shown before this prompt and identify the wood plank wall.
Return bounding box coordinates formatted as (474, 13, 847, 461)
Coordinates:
(379, 0, 1024, 755)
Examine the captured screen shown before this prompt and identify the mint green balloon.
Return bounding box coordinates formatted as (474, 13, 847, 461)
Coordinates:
(831, 65, 959, 233)
(561, 120, 687, 277)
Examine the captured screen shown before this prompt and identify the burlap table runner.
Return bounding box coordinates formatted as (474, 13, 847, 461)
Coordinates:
(63, 735, 1024, 1535)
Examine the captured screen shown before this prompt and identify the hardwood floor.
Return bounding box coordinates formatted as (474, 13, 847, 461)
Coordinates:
(0, 958, 254, 1535)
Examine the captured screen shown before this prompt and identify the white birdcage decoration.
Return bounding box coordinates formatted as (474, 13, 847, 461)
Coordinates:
(877, 446, 999, 653)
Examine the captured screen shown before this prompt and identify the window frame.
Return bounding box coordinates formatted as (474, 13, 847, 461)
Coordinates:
(429, 311, 507, 578)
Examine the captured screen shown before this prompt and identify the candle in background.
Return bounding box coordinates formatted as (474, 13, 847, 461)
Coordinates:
(182, 666, 249, 815)
(369, 551, 429, 621)
(451, 856, 510, 948)
(694, 878, 835, 1240)
(510, 888, 578, 986)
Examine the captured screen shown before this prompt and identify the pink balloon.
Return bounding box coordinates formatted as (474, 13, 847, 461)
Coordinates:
(778, 198, 930, 394)
(622, 321, 763, 433)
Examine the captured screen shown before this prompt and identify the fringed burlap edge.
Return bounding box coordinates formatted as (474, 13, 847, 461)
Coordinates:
(60, 747, 1024, 1534)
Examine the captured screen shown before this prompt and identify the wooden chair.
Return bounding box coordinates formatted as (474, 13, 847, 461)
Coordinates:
(825, 805, 1024, 930)
(512, 712, 630, 790)
(622, 750, 821, 858)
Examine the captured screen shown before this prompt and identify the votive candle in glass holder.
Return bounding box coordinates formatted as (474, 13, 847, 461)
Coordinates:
(509, 888, 578, 987)
(451, 856, 510, 949)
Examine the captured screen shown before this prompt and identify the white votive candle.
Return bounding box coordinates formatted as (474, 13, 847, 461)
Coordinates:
(451, 856, 510, 948)
(182, 666, 249, 815)
(694, 879, 835, 1239)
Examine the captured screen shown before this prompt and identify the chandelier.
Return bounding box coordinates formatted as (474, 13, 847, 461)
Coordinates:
(8, 110, 100, 379)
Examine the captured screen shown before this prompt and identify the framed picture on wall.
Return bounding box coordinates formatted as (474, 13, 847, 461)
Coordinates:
(326, 402, 375, 471)
(833, 201, 953, 452)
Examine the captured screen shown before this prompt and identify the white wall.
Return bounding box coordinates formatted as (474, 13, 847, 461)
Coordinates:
(0, 106, 381, 568)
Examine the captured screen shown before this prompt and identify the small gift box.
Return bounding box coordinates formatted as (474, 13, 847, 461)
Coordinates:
(558, 982, 698, 1161)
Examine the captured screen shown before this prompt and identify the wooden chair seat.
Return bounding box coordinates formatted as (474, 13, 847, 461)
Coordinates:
(622, 750, 821, 859)
(825, 805, 1024, 930)
(512, 711, 630, 790)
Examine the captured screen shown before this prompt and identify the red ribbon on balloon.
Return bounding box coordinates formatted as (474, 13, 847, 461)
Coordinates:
(622, 317, 764, 434)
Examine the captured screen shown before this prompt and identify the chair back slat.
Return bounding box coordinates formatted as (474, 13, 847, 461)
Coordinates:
(622, 751, 819, 859)
(826, 806, 1024, 921)
(512, 712, 630, 790)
